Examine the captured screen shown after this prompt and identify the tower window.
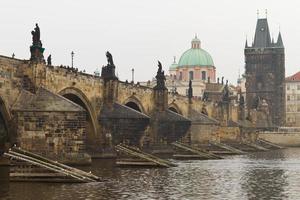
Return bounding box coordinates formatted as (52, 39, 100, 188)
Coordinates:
(189, 71, 194, 80)
(202, 71, 206, 81)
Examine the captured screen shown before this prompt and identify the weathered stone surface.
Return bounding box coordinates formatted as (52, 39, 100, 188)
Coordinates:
(11, 87, 90, 164)
(0, 51, 265, 159)
(99, 102, 150, 146)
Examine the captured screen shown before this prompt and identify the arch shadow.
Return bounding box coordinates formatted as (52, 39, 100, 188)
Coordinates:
(0, 97, 12, 152)
(123, 96, 146, 113)
(58, 87, 98, 145)
(168, 103, 182, 114)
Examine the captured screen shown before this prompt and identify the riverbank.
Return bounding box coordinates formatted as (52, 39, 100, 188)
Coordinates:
(259, 132, 300, 147)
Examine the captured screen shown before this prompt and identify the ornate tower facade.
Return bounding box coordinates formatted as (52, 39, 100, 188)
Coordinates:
(245, 17, 285, 126)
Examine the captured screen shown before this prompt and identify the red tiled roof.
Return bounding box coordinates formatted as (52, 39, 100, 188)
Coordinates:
(286, 71, 300, 82)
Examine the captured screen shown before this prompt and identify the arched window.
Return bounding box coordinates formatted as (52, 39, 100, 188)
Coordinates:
(189, 71, 194, 80)
(201, 71, 206, 80)
(179, 72, 183, 80)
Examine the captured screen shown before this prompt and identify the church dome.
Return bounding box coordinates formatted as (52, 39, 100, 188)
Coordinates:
(178, 36, 214, 67)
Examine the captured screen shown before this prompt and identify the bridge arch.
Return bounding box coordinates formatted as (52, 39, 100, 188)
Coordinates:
(123, 96, 146, 113)
(0, 97, 12, 152)
(58, 87, 98, 148)
(168, 103, 182, 114)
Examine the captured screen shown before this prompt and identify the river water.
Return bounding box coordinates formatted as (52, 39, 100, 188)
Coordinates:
(1, 148, 300, 200)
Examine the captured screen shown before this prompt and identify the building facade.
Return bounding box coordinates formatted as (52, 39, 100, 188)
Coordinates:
(168, 36, 216, 97)
(244, 17, 285, 126)
(285, 72, 300, 126)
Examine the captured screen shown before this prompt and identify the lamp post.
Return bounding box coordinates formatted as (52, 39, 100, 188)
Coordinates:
(71, 51, 74, 68)
(131, 68, 134, 83)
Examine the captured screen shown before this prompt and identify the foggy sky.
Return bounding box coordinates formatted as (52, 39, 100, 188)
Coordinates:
(1, 0, 300, 84)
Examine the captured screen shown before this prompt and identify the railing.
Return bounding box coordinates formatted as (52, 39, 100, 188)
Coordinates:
(4, 147, 100, 183)
(171, 142, 223, 159)
(115, 144, 177, 168)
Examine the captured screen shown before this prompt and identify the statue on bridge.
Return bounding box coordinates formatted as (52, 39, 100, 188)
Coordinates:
(188, 80, 193, 100)
(30, 23, 45, 63)
(31, 23, 41, 46)
(106, 51, 114, 66)
(101, 51, 117, 81)
(221, 84, 230, 103)
(239, 93, 245, 107)
(47, 55, 52, 66)
(154, 61, 167, 90)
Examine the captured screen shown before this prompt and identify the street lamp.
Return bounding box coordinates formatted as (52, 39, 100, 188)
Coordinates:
(71, 51, 74, 68)
(131, 68, 134, 83)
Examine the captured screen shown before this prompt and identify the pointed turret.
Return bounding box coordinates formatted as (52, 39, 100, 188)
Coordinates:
(245, 38, 248, 48)
(276, 32, 284, 48)
(253, 18, 271, 48)
(191, 35, 201, 49)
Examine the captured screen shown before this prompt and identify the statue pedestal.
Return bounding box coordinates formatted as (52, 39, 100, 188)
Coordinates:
(101, 64, 118, 81)
(30, 45, 45, 63)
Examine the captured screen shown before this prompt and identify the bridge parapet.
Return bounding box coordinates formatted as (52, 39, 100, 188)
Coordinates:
(118, 81, 155, 115)
(0, 56, 28, 108)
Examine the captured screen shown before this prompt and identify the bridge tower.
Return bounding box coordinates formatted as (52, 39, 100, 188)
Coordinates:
(244, 17, 285, 126)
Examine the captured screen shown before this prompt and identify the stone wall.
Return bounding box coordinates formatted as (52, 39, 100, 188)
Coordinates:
(190, 124, 219, 143)
(14, 111, 90, 164)
(259, 132, 300, 147)
(217, 126, 241, 142)
(0, 56, 24, 108)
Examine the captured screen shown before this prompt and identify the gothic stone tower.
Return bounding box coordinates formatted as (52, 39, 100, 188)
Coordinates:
(245, 17, 285, 126)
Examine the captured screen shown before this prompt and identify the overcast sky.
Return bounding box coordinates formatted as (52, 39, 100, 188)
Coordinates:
(1, 0, 300, 84)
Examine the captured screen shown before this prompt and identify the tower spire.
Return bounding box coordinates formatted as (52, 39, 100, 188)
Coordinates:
(253, 16, 271, 48)
(245, 35, 248, 48)
(277, 31, 284, 47)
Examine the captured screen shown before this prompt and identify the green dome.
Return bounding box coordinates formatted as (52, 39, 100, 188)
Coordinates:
(178, 36, 214, 67)
(178, 48, 214, 67)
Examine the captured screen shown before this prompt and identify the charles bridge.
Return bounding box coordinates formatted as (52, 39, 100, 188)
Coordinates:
(0, 24, 271, 164)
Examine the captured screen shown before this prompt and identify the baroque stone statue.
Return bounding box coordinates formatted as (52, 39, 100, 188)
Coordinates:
(30, 23, 45, 63)
(188, 80, 193, 99)
(101, 51, 117, 81)
(106, 51, 114, 66)
(47, 55, 52, 66)
(154, 61, 166, 90)
(31, 23, 41, 46)
(239, 94, 245, 107)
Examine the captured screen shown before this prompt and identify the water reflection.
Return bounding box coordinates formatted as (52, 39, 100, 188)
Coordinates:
(4, 148, 300, 199)
(241, 150, 288, 200)
(0, 166, 9, 199)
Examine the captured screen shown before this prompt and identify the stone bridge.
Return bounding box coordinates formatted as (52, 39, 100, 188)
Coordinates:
(0, 24, 266, 163)
(0, 55, 216, 147)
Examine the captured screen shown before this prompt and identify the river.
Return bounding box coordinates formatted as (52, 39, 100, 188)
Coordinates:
(1, 148, 300, 200)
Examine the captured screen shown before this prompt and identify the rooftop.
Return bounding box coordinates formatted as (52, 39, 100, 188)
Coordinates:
(286, 71, 300, 82)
